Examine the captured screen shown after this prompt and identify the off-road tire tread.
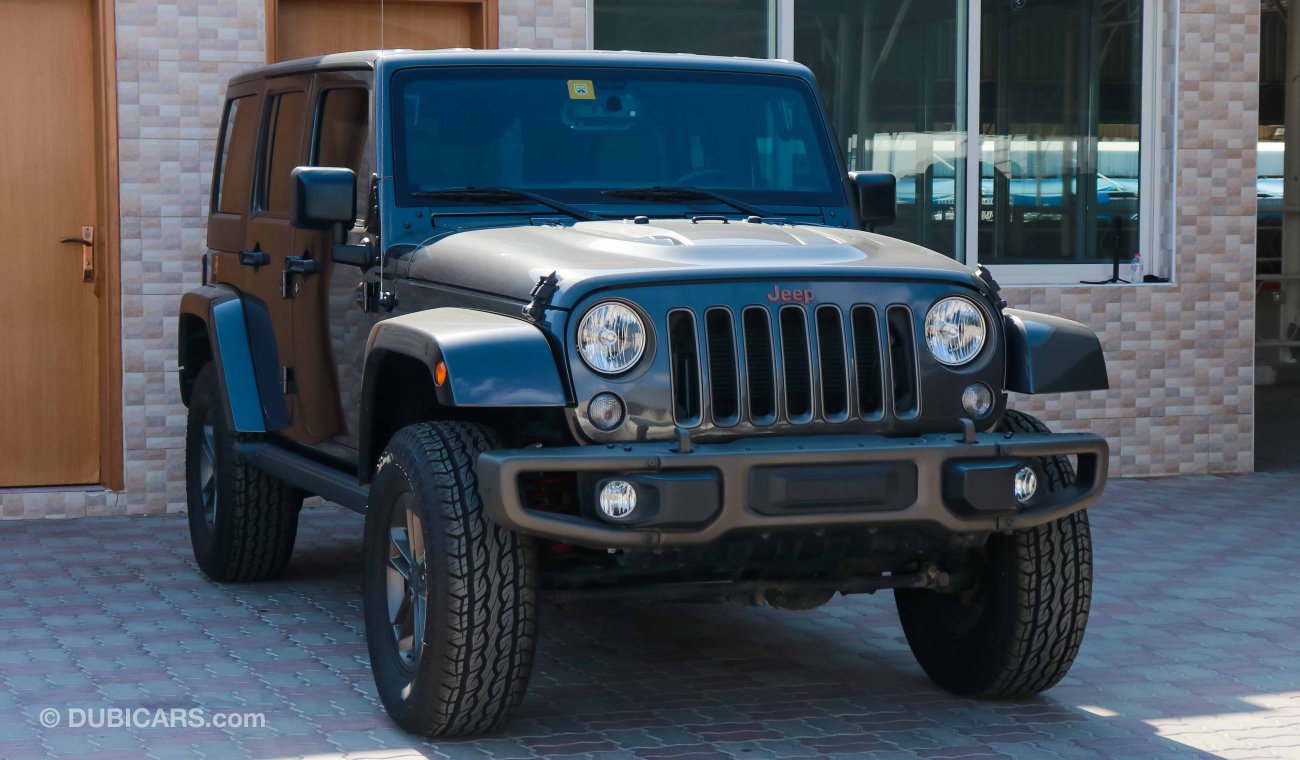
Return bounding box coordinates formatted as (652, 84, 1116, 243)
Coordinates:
(370, 421, 537, 737)
(986, 409, 1091, 697)
(895, 409, 1092, 698)
(186, 365, 299, 583)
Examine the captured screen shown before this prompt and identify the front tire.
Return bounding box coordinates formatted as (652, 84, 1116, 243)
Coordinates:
(894, 410, 1093, 698)
(363, 422, 538, 737)
(184, 364, 301, 582)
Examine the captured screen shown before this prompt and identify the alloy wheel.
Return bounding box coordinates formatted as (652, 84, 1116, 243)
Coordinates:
(386, 494, 427, 667)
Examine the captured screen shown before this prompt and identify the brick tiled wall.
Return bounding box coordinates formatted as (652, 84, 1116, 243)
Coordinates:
(499, 0, 587, 49)
(0, 0, 1259, 518)
(1006, 0, 1259, 476)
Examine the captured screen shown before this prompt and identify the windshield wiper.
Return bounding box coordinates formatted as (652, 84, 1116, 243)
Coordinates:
(601, 186, 769, 218)
(411, 187, 599, 221)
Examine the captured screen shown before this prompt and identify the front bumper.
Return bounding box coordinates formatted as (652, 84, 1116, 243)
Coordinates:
(476, 430, 1108, 549)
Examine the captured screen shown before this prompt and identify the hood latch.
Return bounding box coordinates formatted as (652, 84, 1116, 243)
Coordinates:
(522, 271, 560, 322)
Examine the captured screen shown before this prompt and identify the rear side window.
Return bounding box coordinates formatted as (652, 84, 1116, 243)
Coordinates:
(257, 91, 306, 214)
(214, 96, 258, 215)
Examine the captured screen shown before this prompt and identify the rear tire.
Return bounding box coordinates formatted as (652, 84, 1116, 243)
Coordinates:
(184, 364, 301, 582)
(363, 421, 538, 737)
(894, 409, 1093, 698)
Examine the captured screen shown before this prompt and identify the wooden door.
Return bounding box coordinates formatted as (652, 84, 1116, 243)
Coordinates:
(0, 0, 102, 487)
(273, 0, 491, 61)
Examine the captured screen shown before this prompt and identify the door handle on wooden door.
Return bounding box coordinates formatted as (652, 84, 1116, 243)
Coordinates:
(58, 226, 94, 282)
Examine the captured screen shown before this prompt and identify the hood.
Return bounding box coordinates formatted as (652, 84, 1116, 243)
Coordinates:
(401, 219, 983, 310)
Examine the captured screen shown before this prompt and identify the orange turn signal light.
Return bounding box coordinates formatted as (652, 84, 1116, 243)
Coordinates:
(434, 361, 448, 387)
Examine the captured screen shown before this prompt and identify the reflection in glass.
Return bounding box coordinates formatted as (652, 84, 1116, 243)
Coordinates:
(979, 0, 1143, 265)
(795, 0, 966, 259)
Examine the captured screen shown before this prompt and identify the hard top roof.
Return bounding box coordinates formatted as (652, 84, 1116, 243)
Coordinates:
(227, 48, 813, 87)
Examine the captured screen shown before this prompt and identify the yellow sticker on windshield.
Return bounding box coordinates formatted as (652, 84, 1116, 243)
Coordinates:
(567, 80, 595, 100)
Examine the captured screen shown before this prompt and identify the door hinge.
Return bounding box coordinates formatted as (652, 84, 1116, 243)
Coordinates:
(355, 281, 397, 313)
(281, 366, 297, 395)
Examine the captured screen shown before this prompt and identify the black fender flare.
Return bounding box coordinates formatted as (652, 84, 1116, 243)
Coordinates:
(358, 308, 568, 470)
(1003, 308, 1109, 394)
(177, 285, 291, 433)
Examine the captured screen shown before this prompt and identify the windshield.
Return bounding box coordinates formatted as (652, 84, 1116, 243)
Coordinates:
(390, 66, 844, 210)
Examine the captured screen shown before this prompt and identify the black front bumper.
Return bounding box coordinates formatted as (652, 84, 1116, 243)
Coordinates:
(476, 430, 1108, 549)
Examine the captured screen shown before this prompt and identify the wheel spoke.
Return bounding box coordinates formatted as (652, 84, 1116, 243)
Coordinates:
(390, 527, 414, 568)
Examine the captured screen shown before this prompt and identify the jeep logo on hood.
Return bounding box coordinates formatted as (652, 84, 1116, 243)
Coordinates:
(766, 286, 815, 304)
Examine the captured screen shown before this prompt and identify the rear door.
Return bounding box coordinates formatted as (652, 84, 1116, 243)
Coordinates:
(242, 74, 312, 438)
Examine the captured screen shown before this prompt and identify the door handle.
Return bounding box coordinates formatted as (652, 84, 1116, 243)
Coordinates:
(58, 226, 94, 282)
(239, 247, 270, 268)
(284, 256, 320, 276)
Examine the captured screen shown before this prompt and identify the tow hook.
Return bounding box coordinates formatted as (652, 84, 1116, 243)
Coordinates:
(959, 418, 978, 444)
(673, 426, 693, 454)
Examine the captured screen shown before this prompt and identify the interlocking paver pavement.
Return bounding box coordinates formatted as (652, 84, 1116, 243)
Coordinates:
(3, 471, 1300, 759)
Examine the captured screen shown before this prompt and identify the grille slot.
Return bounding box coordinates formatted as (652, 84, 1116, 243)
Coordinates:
(742, 307, 777, 424)
(705, 308, 740, 426)
(886, 306, 919, 418)
(851, 306, 884, 419)
(815, 306, 849, 421)
(667, 309, 701, 426)
(779, 307, 813, 422)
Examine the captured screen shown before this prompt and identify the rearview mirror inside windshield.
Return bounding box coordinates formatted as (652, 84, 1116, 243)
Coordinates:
(563, 92, 641, 131)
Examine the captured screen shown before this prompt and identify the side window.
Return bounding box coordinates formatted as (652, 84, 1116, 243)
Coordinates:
(257, 90, 306, 215)
(214, 96, 258, 215)
(313, 87, 372, 219)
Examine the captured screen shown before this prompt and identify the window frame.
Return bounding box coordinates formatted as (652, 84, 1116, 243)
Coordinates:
(961, 0, 1169, 286)
(308, 80, 374, 226)
(206, 80, 262, 253)
(252, 81, 309, 219)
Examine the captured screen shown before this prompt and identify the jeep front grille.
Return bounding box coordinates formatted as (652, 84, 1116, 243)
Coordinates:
(666, 303, 918, 427)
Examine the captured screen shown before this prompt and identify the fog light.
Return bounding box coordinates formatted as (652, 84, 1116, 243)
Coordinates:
(1014, 466, 1039, 505)
(961, 383, 994, 418)
(588, 393, 625, 431)
(598, 480, 637, 520)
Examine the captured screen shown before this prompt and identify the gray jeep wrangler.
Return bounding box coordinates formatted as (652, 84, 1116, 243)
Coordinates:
(178, 50, 1110, 737)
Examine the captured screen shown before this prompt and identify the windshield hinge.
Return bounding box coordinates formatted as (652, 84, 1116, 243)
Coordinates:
(522, 271, 560, 322)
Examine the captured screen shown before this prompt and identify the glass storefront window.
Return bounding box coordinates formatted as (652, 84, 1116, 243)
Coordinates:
(592, 0, 1157, 278)
(593, 0, 774, 58)
(794, 0, 966, 259)
(978, 0, 1144, 266)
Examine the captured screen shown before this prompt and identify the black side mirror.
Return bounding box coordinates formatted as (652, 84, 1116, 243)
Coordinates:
(849, 171, 897, 231)
(290, 166, 376, 270)
(290, 166, 357, 241)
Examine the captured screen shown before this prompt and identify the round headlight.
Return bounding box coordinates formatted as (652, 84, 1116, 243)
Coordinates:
(925, 297, 987, 366)
(577, 301, 646, 374)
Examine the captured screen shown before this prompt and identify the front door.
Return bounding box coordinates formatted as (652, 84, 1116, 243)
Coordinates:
(292, 75, 376, 454)
(0, 0, 103, 487)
